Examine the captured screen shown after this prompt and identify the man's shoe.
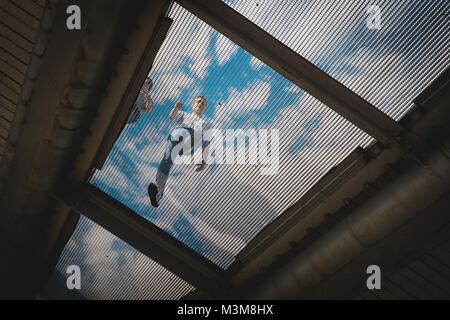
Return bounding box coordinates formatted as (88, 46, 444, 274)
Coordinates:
(148, 183, 159, 207)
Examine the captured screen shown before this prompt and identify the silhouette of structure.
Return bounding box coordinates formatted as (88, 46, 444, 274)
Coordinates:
(0, 0, 449, 299)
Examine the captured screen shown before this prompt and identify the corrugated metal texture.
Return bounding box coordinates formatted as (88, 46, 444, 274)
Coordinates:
(0, 0, 45, 161)
(54, 215, 194, 300)
(88, 1, 447, 269)
(223, 0, 449, 120)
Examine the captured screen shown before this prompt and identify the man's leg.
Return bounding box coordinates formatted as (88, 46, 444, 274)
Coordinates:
(148, 136, 177, 207)
(148, 129, 193, 207)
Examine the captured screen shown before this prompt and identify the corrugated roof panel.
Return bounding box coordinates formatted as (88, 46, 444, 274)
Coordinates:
(87, 1, 448, 269)
(223, 0, 449, 120)
(54, 215, 194, 300)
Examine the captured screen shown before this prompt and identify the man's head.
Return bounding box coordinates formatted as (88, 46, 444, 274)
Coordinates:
(192, 95, 207, 115)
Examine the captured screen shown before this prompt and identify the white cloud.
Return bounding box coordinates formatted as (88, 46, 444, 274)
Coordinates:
(151, 71, 195, 105)
(60, 220, 193, 299)
(149, 3, 213, 104)
(285, 84, 302, 94)
(215, 79, 271, 125)
(155, 186, 246, 261)
(159, 159, 279, 262)
(217, 97, 369, 211)
(96, 165, 129, 190)
(215, 34, 239, 65)
(249, 56, 263, 69)
(153, 5, 212, 78)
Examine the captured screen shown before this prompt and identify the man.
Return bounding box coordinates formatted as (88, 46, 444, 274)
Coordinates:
(127, 77, 153, 124)
(148, 96, 210, 207)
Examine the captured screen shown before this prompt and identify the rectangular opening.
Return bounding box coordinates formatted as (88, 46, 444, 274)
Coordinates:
(87, 3, 376, 269)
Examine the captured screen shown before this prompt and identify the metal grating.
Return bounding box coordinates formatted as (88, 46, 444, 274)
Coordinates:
(54, 215, 194, 300)
(88, 1, 449, 269)
(0, 0, 46, 161)
(223, 0, 449, 120)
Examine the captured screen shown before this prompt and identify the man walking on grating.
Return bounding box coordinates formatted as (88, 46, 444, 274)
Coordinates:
(148, 96, 210, 207)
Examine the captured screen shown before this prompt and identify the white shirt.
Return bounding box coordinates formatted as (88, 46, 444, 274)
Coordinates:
(174, 110, 210, 132)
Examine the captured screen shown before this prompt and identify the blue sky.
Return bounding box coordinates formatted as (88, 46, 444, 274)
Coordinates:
(91, 0, 448, 268)
(57, 0, 449, 298)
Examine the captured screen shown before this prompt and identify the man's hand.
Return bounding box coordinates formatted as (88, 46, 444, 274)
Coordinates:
(195, 160, 206, 172)
(170, 101, 184, 120)
(144, 94, 153, 113)
(175, 101, 183, 109)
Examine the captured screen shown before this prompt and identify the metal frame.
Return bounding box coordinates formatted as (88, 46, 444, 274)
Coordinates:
(61, 0, 446, 298)
(64, 184, 228, 294)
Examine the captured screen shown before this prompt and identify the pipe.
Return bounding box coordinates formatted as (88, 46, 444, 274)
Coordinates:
(248, 136, 450, 299)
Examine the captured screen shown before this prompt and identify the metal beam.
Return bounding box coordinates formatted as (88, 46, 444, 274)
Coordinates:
(64, 185, 228, 295)
(67, 0, 172, 184)
(93, 16, 173, 171)
(176, 0, 408, 150)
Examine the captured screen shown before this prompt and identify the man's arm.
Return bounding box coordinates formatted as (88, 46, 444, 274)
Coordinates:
(169, 101, 183, 120)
